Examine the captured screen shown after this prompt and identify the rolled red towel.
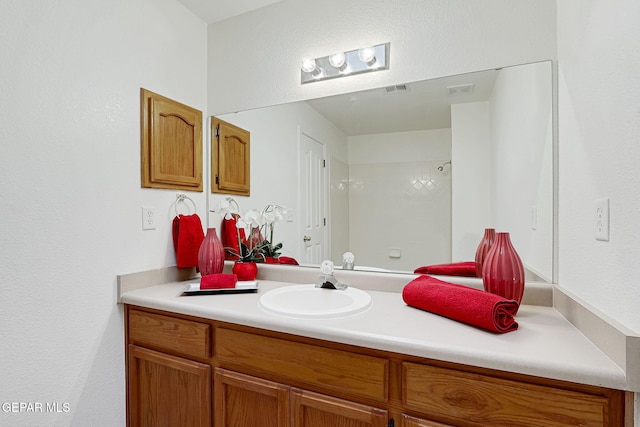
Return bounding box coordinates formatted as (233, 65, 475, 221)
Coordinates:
(413, 261, 478, 277)
(277, 256, 299, 265)
(200, 273, 238, 290)
(402, 275, 519, 333)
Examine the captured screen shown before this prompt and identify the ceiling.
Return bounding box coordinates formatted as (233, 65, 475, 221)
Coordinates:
(176, 0, 282, 23)
(306, 69, 499, 136)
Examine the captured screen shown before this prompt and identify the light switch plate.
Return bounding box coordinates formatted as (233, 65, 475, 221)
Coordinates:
(595, 198, 609, 241)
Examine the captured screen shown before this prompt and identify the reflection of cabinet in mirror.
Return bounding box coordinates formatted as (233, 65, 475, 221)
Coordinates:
(140, 88, 203, 191)
(212, 117, 250, 196)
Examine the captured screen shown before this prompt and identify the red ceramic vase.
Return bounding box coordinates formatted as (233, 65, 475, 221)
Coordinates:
(474, 228, 496, 277)
(232, 261, 258, 281)
(482, 232, 525, 306)
(197, 228, 225, 276)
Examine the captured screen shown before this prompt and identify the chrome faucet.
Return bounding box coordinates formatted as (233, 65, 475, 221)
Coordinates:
(316, 260, 348, 290)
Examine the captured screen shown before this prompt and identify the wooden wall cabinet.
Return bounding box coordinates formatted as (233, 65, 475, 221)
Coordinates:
(211, 117, 250, 196)
(141, 88, 203, 191)
(125, 306, 629, 427)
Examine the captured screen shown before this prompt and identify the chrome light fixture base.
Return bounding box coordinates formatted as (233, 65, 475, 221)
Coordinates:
(301, 43, 390, 84)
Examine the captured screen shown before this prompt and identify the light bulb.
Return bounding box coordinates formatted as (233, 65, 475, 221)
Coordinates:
(328, 51, 346, 69)
(358, 46, 376, 65)
(301, 58, 317, 73)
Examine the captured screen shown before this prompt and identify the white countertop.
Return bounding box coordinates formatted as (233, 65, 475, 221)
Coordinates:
(120, 279, 628, 391)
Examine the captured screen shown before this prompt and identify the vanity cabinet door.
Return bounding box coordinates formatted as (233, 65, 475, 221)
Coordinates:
(128, 345, 211, 427)
(214, 368, 290, 427)
(291, 388, 388, 427)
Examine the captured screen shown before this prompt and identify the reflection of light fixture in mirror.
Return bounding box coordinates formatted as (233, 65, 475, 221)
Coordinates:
(301, 42, 389, 84)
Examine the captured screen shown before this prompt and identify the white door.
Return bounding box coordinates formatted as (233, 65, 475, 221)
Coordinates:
(299, 132, 326, 264)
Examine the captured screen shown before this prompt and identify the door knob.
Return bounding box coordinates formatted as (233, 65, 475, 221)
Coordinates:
(303, 235, 311, 242)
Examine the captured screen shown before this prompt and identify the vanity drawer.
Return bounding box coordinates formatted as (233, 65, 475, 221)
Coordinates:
(216, 328, 388, 401)
(402, 362, 610, 427)
(128, 309, 211, 359)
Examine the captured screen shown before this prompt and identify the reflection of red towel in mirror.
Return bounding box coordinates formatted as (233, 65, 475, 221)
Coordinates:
(172, 214, 205, 268)
(200, 273, 237, 289)
(221, 215, 245, 260)
(402, 275, 519, 333)
(413, 261, 478, 277)
(222, 215, 266, 259)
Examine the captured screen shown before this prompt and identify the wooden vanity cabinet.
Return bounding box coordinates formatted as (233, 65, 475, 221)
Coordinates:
(214, 368, 289, 427)
(125, 305, 628, 427)
(213, 368, 388, 427)
(128, 345, 211, 427)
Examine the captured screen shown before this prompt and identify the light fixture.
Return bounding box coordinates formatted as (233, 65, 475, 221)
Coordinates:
(328, 51, 346, 69)
(358, 46, 376, 64)
(301, 42, 389, 84)
(301, 58, 317, 73)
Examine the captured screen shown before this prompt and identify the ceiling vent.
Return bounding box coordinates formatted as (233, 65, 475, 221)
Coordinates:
(447, 83, 474, 96)
(385, 84, 408, 93)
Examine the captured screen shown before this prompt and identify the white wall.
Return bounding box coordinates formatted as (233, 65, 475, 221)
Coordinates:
(451, 102, 492, 260)
(348, 130, 451, 270)
(0, 1, 207, 425)
(207, 0, 557, 115)
(490, 61, 554, 281)
(557, 3, 640, 421)
(329, 157, 350, 265)
(557, 1, 640, 332)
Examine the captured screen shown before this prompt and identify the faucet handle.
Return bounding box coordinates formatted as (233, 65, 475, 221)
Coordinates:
(320, 260, 335, 275)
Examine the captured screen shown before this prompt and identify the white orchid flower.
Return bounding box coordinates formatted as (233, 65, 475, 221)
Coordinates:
(236, 209, 265, 237)
(216, 197, 239, 220)
(263, 205, 288, 224)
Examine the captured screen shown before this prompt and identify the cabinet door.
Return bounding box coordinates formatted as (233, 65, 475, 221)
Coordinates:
(402, 414, 454, 427)
(291, 388, 388, 427)
(214, 368, 290, 427)
(212, 117, 250, 196)
(128, 345, 211, 427)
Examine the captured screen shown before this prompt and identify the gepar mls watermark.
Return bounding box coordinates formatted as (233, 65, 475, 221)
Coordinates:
(2, 402, 70, 413)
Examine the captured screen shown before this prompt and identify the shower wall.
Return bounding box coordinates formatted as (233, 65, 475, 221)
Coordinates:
(347, 129, 452, 271)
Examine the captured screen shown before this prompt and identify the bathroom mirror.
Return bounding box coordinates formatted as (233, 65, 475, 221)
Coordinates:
(210, 61, 553, 282)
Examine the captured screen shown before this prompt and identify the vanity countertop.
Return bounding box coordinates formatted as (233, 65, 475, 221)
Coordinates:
(120, 278, 630, 392)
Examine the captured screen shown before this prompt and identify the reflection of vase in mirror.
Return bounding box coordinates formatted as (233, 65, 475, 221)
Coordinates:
(482, 232, 525, 306)
(211, 61, 553, 281)
(475, 228, 495, 277)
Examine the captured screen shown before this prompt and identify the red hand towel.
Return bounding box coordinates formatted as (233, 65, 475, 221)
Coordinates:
(221, 215, 247, 260)
(277, 256, 299, 265)
(414, 261, 478, 277)
(402, 275, 519, 333)
(172, 214, 205, 268)
(200, 273, 238, 289)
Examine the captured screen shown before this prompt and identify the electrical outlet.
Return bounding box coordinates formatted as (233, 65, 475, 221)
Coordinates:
(142, 206, 157, 230)
(595, 198, 609, 241)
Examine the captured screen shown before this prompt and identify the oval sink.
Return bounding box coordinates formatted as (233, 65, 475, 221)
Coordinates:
(259, 284, 372, 318)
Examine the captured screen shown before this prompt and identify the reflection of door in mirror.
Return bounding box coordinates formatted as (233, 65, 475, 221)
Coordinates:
(299, 132, 327, 264)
